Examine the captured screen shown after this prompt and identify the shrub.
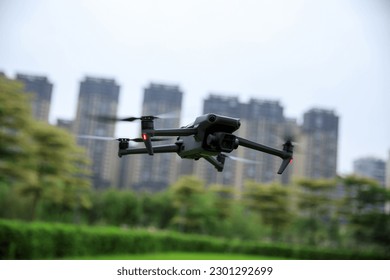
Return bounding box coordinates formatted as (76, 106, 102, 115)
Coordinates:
(0, 219, 387, 259)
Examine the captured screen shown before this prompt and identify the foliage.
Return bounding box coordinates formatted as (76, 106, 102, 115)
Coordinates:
(338, 175, 390, 251)
(0, 76, 91, 221)
(99, 189, 140, 226)
(137, 191, 174, 228)
(208, 183, 236, 219)
(22, 122, 92, 220)
(341, 175, 389, 212)
(244, 181, 293, 241)
(169, 176, 218, 234)
(0, 219, 387, 260)
(293, 178, 338, 245)
(0, 76, 37, 186)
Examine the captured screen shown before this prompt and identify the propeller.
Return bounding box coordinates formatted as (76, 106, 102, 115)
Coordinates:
(219, 154, 261, 165)
(90, 111, 180, 123)
(275, 132, 305, 156)
(77, 135, 170, 142)
(280, 124, 300, 145)
(277, 133, 298, 146)
(93, 115, 154, 122)
(276, 132, 296, 174)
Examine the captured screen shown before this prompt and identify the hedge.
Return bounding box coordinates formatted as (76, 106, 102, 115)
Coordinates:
(0, 219, 387, 259)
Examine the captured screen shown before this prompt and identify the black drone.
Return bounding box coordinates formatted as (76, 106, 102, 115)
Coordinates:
(81, 113, 293, 174)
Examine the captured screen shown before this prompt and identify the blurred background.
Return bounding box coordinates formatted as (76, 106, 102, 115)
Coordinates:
(0, 0, 389, 259)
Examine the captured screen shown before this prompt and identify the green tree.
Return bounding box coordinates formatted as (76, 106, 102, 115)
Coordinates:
(0, 76, 91, 221)
(128, 190, 174, 229)
(217, 201, 266, 240)
(169, 176, 217, 234)
(340, 175, 388, 215)
(20, 122, 91, 220)
(294, 178, 338, 246)
(0, 76, 37, 187)
(97, 189, 141, 226)
(244, 181, 293, 241)
(146, 190, 175, 229)
(208, 184, 236, 220)
(339, 175, 390, 251)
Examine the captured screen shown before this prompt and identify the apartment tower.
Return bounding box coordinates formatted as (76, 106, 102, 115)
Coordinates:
(295, 108, 339, 179)
(16, 73, 53, 122)
(353, 157, 386, 186)
(131, 83, 183, 191)
(73, 76, 120, 189)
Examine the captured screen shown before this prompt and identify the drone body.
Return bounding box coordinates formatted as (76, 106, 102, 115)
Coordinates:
(114, 113, 293, 174)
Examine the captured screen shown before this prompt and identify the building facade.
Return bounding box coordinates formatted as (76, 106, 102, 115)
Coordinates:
(353, 157, 386, 186)
(129, 83, 183, 191)
(16, 74, 53, 122)
(295, 108, 339, 179)
(240, 99, 288, 184)
(73, 77, 120, 189)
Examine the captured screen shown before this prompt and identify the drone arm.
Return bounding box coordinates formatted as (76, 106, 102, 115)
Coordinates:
(118, 144, 179, 157)
(236, 136, 293, 174)
(236, 137, 286, 158)
(152, 128, 198, 137)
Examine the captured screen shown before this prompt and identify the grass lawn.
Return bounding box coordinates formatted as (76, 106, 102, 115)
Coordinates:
(67, 252, 289, 260)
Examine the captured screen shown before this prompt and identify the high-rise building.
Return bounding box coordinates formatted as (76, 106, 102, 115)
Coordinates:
(130, 83, 183, 191)
(203, 94, 244, 118)
(16, 74, 53, 122)
(73, 76, 120, 189)
(295, 108, 339, 179)
(353, 157, 386, 186)
(240, 99, 287, 184)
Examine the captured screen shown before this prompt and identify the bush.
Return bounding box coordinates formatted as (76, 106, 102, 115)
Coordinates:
(0, 219, 387, 259)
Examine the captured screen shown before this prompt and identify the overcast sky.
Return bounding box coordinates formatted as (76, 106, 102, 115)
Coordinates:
(1, 0, 389, 174)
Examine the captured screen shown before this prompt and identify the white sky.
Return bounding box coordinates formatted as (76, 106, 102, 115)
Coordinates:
(1, 0, 389, 174)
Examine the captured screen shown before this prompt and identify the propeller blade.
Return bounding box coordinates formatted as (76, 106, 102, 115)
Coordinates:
(120, 117, 141, 122)
(155, 111, 180, 119)
(92, 115, 123, 122)
(282, 130, 299, 145)
(77, 135, 117, 141)
(91, 111, 180, 123)
(78, 135, 171, 143)
(222, 154, 261, 165)
(87, 114, 141, 123)
(276, 134, 299, 146)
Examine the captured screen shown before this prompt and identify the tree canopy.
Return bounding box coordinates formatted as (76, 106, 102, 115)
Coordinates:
(0, 76, 91, 220)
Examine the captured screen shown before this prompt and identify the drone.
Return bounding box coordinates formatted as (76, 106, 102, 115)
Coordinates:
(81, 113, 293, 174)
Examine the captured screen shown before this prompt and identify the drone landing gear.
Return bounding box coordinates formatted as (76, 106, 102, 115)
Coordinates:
(203, 154, 226, 172)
